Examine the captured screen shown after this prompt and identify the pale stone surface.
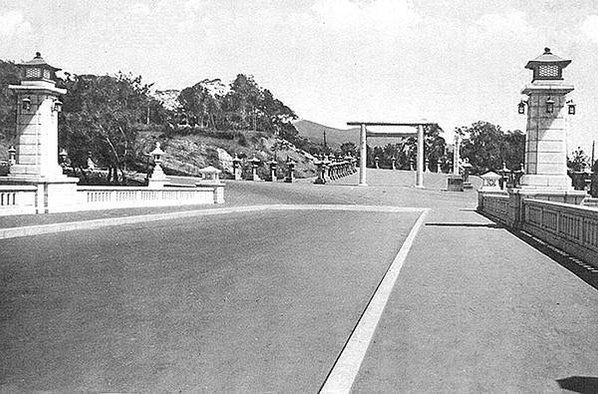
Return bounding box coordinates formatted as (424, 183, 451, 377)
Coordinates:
(520, 82, 574, 189)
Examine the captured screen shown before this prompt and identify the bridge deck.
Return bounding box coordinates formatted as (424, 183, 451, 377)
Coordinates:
(1, 170, 596, 392)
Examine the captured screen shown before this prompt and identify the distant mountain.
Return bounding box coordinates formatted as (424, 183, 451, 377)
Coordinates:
(294, 119, 406, 148)
(293, 120, 359, 147)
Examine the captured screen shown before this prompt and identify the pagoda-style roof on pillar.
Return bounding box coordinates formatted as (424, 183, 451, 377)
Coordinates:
(18, 52, 61, 82)
(525, 48, 571, 82)
(9, 52, 66, 95)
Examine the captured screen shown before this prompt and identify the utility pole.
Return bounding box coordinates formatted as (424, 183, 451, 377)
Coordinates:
(323, 130, 328, 154)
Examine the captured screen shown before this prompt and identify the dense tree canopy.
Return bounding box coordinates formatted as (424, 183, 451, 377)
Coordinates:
(58, 73, 160, 181)
(0, 60, 20, 144)
(457, 121, 525, 174)
(176, 74, 299, 142)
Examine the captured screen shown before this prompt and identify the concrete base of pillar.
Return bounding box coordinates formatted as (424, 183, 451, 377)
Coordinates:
(0, 175, 80, 213)
(519, 174, 572, 190)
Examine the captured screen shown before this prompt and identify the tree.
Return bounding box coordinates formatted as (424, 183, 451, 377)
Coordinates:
(0, 60, 20, 145)
(568, 147, 589, 172)
(225, 74, 263, 130)
(457, 121, 524, 174)
(59, 72, 156, 183)
(340, 142, 357, 157)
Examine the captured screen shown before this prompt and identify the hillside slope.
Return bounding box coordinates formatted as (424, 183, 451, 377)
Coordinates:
(138, 129, 318, 180)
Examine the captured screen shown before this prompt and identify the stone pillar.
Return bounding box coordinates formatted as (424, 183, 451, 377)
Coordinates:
(1, 53, 79, 213)
(519, 85, 573, 189)
(416, 125, 424, 188)
(358, 123, 367, 186)
(453, 135, 460, 175)
(10, 84, 66, 180)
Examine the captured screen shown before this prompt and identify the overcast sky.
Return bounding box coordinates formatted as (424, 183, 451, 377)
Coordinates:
(2, 0, 598, 152)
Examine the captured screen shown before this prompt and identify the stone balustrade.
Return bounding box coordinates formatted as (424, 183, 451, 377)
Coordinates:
(479, 192, 598, 265)
(0, 185, 37, 215)
(0, 184, 222, 216)
(78, 186, 217, 210)
(523, 199, 598, 264)
(477, 192, 510, 224)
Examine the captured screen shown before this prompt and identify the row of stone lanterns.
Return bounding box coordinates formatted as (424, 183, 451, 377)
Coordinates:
(314, 154, 357, 184)
(231, 154, 297, 182)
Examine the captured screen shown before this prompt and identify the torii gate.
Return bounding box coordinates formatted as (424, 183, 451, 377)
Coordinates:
(347, 121, 439, 188)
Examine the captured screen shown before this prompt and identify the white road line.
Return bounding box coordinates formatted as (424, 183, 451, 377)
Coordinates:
(0, 204, 425, 240)
(320, 209, 429, 394)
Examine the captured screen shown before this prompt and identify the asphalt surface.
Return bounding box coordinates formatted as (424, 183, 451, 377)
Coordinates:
(1, 169, 597, 393)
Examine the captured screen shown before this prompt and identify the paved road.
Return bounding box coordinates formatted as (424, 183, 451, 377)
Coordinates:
(1, 169, 597, 393)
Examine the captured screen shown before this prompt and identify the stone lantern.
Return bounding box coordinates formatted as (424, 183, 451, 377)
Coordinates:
(7, 146, 16, 166)
(314, 156, 326, 184)
(519, 48, 575, 190)
(197, 166, 225, 204)
(149, 142, 167, 188)
(461, 159, 473, 189)
(248, 156, 261, 181)
(1, 53, 79, 213)
(197, 165, 222, 185)
(268, 158, 277, 182)
(480, 171, 502, 191)
(285, 158, 296, 183)
(374, 156, 380, 169)
(232, 154, 242, 180)
(391, 156, 396, 170)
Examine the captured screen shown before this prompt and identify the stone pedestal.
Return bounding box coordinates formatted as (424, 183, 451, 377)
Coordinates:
(148, 163, 167, 188)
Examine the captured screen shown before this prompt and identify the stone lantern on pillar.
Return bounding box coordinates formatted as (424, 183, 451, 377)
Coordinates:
(519, 48, 576, 190)
(478, 48, 587, 227)
(1, 52, 79, 213)
(8, 53, 66, 179)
